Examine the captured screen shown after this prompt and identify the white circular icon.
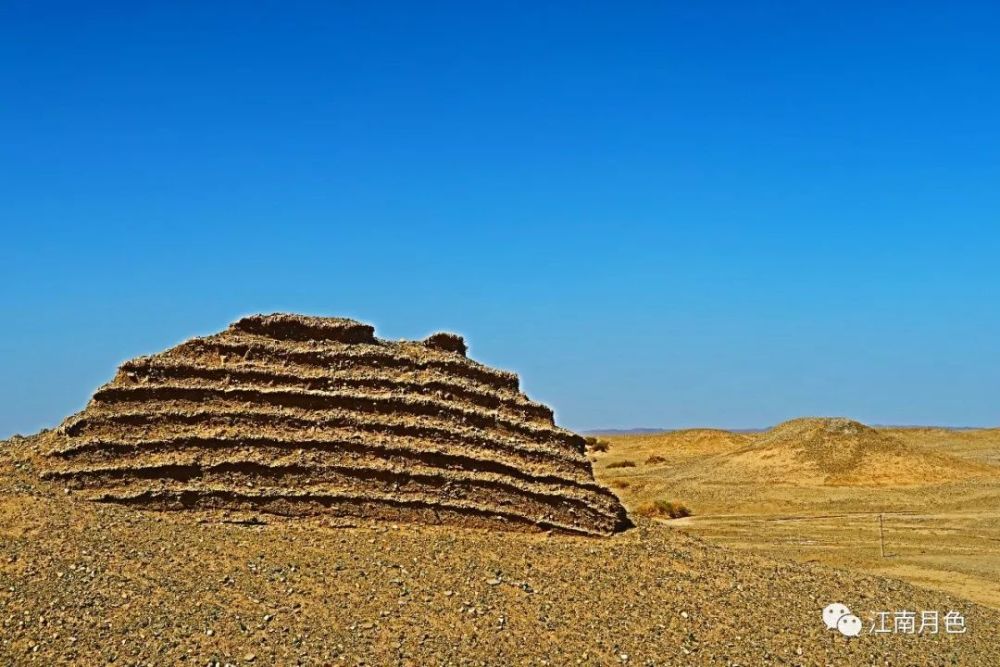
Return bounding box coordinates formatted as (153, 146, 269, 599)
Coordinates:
(837, 614, 863, 637)
(822, 603, 851, 630)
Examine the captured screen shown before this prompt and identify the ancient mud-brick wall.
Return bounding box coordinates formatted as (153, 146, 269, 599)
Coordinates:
(42, 314, 629, 536)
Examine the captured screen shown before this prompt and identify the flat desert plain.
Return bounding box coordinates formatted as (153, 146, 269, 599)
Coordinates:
(593, 419, 1000, 610)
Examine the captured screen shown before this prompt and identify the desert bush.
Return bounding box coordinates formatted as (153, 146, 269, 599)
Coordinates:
(645, 455, 667, 465)
(584, 437, 610, 452)
(423, 332, 468, 356)
(611, 480, 631, 490)
(606, 460, 636, 469)
(636, 500, 693, 519)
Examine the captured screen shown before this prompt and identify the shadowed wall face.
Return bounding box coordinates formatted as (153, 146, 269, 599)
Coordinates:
(40, 314, 630, 536)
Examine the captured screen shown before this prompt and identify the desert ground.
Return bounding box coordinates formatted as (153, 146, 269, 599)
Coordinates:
(3, 430, 1000, 665)
(4, 316, 999, 664)
(593, 419, 1000, 611)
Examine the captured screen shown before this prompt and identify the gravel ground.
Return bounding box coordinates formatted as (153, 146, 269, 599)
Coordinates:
(2, 434, 998, 666)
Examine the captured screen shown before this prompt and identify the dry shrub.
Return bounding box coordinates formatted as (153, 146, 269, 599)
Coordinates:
(585, 437, 610, 453)
(423, 332, 467, 356)
(645, 455, 667, 465)
(611, 480, 631, 490)
(606, 460, 636, 469)
(636, 500, 693, 519)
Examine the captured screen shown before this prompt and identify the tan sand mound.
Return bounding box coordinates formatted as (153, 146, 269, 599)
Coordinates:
(38, 313, 629, 536)
(880, 426, 1000, 466)
(716, 417, 993, 486)
(596, 429, 750, 469)
(650, 428, 751, 454)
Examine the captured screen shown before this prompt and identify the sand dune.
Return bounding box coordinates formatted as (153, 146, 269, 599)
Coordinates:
(595, 419, 1000, 610)
(711, 418, 994, 486)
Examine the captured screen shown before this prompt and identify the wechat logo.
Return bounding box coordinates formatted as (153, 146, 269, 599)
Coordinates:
(823, 603, 862, 637)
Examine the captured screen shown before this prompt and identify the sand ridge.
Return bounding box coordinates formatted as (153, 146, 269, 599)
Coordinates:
(594, 420, 1000, 610)
(715, 418, 994, 486)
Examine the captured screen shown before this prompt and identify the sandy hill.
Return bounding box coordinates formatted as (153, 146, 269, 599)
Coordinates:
(597, 429, 750, 469)
(879, 426, 1000, 466)
(38, 313, 628, 536)
(638, 428, 751, 456)
(710, 417, 993, 486)
(592, 420, 1000, 612)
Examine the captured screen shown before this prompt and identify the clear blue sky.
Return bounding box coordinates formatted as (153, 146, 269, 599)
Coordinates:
(2, 2, 999, 437)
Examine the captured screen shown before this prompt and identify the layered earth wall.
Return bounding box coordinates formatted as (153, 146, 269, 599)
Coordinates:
(40, 314, 629, 536)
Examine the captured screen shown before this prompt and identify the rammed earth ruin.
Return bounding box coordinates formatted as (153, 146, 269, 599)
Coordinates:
(41, 314, 630, 536)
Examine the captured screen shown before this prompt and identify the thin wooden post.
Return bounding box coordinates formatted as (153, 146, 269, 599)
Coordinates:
(879, 513, 886, 558)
